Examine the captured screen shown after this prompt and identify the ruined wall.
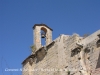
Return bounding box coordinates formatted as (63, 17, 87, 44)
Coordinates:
(80, 30, 100, 72)
(32, 42, 58, 75)
(22, 30, 100, 75)
(63, 34, 83, 75)
(22, 62, 32, 75)
(31, 35, 69, 75)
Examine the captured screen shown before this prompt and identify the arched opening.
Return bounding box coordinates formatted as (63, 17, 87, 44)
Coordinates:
(41, 27, 47, 46)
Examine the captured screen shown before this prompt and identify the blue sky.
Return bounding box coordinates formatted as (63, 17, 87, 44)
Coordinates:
(0, 0, 100, 75)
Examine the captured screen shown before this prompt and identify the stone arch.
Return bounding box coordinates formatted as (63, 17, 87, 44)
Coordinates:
(41, 27, 47, 33)
(41, 27, 47, 46)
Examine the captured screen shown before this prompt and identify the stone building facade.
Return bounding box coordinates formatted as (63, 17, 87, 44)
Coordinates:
(22, 24, 100, 75)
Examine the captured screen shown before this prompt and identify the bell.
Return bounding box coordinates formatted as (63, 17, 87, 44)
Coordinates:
(41, 32, 46, 38)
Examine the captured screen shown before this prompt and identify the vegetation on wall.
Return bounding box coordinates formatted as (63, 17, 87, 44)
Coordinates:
(30, 45, 36, 52)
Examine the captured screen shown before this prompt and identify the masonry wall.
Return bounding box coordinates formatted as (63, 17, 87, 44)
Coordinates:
(63, 34, 83, 75)
(22, 62, 32, 75)
(32, 43, 58, 75)
(80, 30, 100, 72)
(22, 30, 100, 75)
(31, 35, 69, 75)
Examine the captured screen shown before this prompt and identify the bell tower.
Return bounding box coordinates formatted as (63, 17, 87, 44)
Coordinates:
(33, 24, 53, 50)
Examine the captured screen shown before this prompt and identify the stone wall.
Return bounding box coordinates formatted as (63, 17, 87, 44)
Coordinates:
(22, 30, 100, 75)
(63, 34, 83, 75)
